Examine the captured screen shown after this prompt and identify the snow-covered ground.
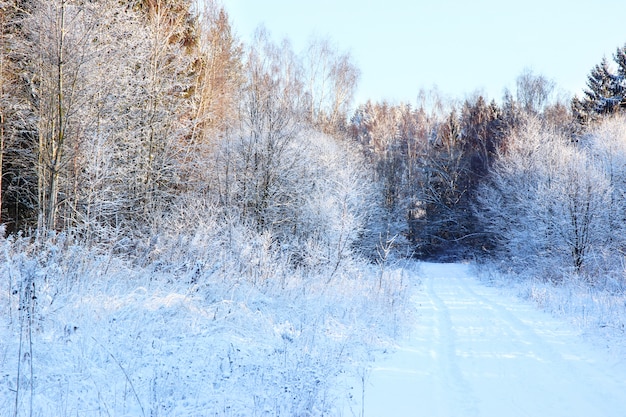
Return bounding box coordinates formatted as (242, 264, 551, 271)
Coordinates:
(4, 237, 626, 416)
(344, 262, 626, 417)
(0, 236, 408, 416)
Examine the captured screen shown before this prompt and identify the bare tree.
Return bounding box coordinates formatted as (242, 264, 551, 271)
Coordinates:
(17, 0, 110, 231)
(516, 68, 555, 115)
(0, 2, 39, 233)
(586, 115, 626, 251)
(222, 28, 304, 231)
(303, 37, 359, 133)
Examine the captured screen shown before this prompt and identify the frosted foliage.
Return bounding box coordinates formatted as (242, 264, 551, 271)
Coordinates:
(477, 119, 612, 277)
(210, 129, 373, 269)
(0, 225, 409, 416)
(18, 0, 194, 236)
(586, 116, 626, 246)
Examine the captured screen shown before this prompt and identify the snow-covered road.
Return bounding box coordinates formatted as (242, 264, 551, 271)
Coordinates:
(346, 262, 626, 417)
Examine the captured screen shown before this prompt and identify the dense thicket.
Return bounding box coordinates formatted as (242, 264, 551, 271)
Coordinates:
(1, 0, 201, 235)
(347, 52, 626, 274)
(348, 70, 568, 258)
(2, 0, 626, 274)
(0, 0, 366, 261)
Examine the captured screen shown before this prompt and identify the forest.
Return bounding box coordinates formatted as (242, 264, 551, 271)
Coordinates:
(2, 0, 626, 415)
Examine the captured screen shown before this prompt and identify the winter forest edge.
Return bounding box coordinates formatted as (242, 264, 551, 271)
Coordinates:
(2, 1, 626, 415)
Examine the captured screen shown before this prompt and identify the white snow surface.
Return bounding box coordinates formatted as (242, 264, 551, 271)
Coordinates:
(0, 236, 408, 416)
(343, 262, 626, 417)
(4, 245, 626, 416)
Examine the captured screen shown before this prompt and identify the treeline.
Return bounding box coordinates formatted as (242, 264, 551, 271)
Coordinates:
(349, 70, 572, 258)
(351, 44, 626, 282)
(0, 0, 373, 268)
(3, 0, 626, 281)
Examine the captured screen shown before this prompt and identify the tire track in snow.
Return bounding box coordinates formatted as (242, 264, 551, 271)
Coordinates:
(348, 262, 626, 417)
(426, 270, 480, 416)
(438, 268, 569, 416)
(447, 267, 626, 417)
(421, 262, 626, 417)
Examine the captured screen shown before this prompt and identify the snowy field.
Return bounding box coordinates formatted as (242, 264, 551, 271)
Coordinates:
(2, 234, 626, 416)
(0, 234, 409, 416)
(344, 262, 626, 417)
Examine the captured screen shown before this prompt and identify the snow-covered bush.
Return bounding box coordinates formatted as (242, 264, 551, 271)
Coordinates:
(208, 129, 376, 270)
(476, 118, 612, 280)
(0, 211, 409, 416)
(585, 115, 626, 254)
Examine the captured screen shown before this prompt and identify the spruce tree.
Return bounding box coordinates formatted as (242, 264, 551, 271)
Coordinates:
(581, 56, 622, 119)
(613, 44, 626, 102)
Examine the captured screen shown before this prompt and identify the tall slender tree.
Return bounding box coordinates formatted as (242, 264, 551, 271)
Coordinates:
(192, 2, 242, 138)
(303, 37, 359, 134)
(515, 68, 555, 115)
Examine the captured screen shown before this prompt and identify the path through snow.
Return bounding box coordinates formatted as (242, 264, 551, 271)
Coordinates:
(343, 262, 626, 417)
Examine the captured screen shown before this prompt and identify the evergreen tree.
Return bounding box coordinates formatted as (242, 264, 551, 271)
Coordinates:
(571, 95, 589, 126)
(614, 44, 626, 83)
(580, 56, 623, 120)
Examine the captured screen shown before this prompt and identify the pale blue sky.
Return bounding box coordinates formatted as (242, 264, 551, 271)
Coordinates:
(225, 0, 626, 106)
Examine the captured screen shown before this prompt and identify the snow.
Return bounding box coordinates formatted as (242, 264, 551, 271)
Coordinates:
(3, 237, 626, 416)
(344, 262, 626, 417)
(0, 236, 408, 416)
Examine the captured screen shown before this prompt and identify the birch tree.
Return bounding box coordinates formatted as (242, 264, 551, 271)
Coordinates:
(303, 37, 360, 134)
(18, 0, 107, 231)
(225, 28, 304, 231)
(9, 0, 198, 239)
(0, 2, 39, 233)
